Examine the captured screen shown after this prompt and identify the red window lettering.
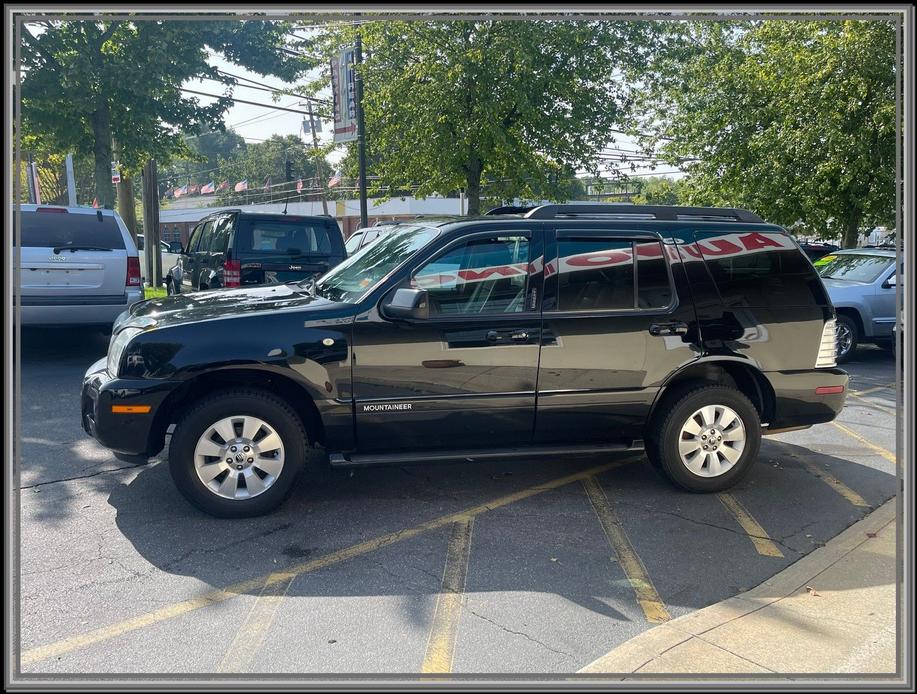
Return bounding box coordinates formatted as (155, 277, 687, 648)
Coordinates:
(565, 250, 632, 267)
(740, 232, 785, 251)
(634, 243, 664, 258)
(698, 239, 743, 257)
(459, 265, 524, 281)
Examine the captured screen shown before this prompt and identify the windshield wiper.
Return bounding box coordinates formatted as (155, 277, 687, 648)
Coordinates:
(52, 245, 113, 254)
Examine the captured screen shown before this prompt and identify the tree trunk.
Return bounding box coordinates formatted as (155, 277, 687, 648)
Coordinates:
(90, 103, 115, 209)
(465, 157, 482, 216)
(117, 175, 137, 240)
(842, 208, 862, 249)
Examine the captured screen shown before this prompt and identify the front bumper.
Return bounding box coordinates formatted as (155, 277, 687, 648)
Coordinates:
(764, 368, 849, 430)
(81, 357, 180, 457)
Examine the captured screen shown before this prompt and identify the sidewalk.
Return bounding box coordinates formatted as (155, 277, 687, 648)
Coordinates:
(581, 499, 898, 676)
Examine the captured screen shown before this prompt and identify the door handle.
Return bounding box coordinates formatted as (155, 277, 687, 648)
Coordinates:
(649, 321, 688, 337)
(510, 330, 530, 342)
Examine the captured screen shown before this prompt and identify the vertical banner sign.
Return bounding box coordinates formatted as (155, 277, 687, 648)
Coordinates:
(111, 161, 121, 184)
(331, 48, 358, 143)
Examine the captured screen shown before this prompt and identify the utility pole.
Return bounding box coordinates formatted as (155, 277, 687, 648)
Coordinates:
(65, 154, 77, 206)
(354, 32, 369, 228)
(141, 160, 162, 287)
(25, 152, 36, 204)
(304, 102, 329, 215)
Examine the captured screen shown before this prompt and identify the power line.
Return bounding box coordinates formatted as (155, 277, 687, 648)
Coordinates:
(180, 88, 312, 115)
(214, 68, 330, 105)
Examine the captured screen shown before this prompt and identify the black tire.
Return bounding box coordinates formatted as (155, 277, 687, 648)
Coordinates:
(646, 384, 761, 493)
(169, 388, 309, 518)
(835, 314, 859, 364)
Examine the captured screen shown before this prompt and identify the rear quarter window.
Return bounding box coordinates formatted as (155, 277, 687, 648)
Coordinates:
(691, 229, 829, 308)
(234, 219, 334, 256)
(18, 210, 126, 250)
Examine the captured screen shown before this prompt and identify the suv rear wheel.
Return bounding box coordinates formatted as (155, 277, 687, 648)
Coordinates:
(169, 388, 308, 517)
(647, 385, 761, 493)
(835, 314, 859, 363)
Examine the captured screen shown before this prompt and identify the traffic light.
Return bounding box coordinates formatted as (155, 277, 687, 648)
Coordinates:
(285, 159, 293, 182)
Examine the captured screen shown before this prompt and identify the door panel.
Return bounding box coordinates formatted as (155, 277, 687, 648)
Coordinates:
(865, 268, 897, 337)
(351, 230, 542, 453)
(535, 230, 699, 444)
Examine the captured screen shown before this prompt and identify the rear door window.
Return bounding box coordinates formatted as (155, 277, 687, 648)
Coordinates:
(551, 237, 675, 312)
(235, 219, 333, 256)
(19, 210, 125, 249)
(693, 229, 829, 307)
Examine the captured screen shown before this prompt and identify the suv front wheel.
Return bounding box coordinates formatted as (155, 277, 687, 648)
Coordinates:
(169, 389, 309, 517)
(647, 385, 761, 493)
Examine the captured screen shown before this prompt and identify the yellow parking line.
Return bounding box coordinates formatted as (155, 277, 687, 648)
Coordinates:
(846, 392, 896, 417)
(216, 572, 296, 673)
(791, 454, 871, 508)
(849, 382, 896, 397)
(21, 457, 638, 667)
(717, 493, 784, 558)
(832, 421, 897, 464)
(582, 477, 670, 624)
(421, 518, 474, 673)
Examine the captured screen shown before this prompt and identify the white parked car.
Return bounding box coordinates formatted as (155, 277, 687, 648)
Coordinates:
(17, 204, 142, 327)
(136, 233, 182, 284)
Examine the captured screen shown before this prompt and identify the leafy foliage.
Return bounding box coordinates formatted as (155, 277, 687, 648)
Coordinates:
(314, 20, 651, 214)
(631, 176, 684, 205)
(630, 20, 897, 246)
(20, 19, 314, 207)
(215, 134, 327, 204)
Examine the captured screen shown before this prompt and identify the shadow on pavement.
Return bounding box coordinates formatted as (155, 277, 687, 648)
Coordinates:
(100, 441, 896, 619)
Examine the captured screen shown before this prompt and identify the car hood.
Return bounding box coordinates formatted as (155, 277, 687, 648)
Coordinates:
(114, 283, 340, 331)
(821, 277, 871, 299)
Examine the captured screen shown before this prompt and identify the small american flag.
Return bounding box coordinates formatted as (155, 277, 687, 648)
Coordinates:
(263, 175, 272, 193)
(234, 180, 248, 192)
(200, 181, 215, 194)
(328, 170, 342, 188)
(296, 178, 303, 193)
(217, 181, 229, 192)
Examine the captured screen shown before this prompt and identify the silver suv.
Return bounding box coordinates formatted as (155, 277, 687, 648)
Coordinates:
(817, 248, 898, 362)
(16, 204, 142, 327)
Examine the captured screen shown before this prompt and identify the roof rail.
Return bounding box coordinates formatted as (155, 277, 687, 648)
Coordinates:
(484, 205, 539, 216)
(523, 203, 764, 223)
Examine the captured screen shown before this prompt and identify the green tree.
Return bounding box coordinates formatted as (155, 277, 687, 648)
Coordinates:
(20, 19, 313, 208)
(216, 134, 326, 204)
(631, 176, 683, 205)
(158, 130, 247, 193)
(629, 20, 896, 247)
(315, 20, 649, 215)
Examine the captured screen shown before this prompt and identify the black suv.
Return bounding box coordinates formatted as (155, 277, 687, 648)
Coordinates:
(82, 204, 848, 517)
(167, 210, 345, 293)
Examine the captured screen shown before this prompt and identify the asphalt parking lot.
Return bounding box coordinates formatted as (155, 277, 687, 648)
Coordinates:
(16, 327, 899, 676)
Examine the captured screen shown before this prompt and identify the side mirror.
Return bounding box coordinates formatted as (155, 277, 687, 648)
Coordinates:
(883, 275, 897, 288)
(382, 288, 429, 320)
(168, 241, 183, 254)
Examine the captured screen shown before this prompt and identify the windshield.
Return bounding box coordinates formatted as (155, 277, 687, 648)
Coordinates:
(818, 254, 893, 283)
(314, 224, 440, 303)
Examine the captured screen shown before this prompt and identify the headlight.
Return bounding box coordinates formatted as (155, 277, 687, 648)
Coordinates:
(107, 328, 142, 376)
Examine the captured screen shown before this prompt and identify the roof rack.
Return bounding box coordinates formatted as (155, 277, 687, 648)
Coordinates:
(522, 203, 764, 224)
(484, 205, 539, 216)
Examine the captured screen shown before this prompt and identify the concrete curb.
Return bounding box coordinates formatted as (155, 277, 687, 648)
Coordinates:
(579, 498, 897, 674)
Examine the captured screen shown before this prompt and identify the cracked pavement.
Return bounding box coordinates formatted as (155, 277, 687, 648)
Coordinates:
(16, 328, 898, 674)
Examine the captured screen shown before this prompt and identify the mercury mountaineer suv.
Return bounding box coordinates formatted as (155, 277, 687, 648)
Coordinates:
(81, 204, 848, 517)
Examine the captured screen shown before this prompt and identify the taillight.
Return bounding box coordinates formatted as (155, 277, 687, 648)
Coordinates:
(816, 318, 837, 368)
(36, 207, 68, 214)
(126, 256, 141, 287)
(223, 259, 241, 287)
